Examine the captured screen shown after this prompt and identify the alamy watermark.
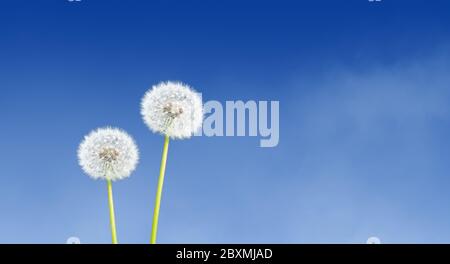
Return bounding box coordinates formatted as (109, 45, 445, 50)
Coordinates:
(366, 236, 381, 244)
(196, 100, 280, 148)
(66, 236, 81, 244)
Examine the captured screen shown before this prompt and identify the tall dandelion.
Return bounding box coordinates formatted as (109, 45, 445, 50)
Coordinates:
(141, 81, 203, 244)
(78, 127, 139, 244)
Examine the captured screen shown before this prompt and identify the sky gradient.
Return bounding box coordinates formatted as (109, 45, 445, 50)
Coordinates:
(1, 0, 450, 243)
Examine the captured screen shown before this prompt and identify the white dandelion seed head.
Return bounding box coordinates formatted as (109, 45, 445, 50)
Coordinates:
(78, 127, 139, 181)
(141, 81, 203, 139)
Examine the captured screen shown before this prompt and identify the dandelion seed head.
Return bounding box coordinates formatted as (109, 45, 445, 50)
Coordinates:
(78, 127, 139, 181)
(141, 81, 203, 139)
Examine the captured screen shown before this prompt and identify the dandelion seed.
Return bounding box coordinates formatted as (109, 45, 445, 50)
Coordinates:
(141, 81, 203, 139)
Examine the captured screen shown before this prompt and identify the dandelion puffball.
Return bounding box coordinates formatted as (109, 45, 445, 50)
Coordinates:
(78, 127, 139, 181)
(141, 81, 203, 139)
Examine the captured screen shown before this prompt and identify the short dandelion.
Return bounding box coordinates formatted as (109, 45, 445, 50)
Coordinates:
(141, 81, 203, 244)
(78, 127, 139, 244)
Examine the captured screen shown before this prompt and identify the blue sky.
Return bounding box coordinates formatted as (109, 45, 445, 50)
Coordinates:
(1, 0, 450, 243)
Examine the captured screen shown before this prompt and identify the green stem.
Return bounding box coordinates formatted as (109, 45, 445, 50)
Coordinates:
(107, 179, 118, 244)
(150, 135, 170, 244)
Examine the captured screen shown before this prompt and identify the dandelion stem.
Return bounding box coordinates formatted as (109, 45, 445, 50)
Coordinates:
(151, 135, 170, 244)
(107, 179, 118, 244)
